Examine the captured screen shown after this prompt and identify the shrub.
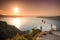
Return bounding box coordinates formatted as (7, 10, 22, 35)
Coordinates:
(16, 36, 27, 40)
(42, 31, 47, 35)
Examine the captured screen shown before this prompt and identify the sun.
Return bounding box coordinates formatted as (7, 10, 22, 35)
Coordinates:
(13, 7, 19, 13)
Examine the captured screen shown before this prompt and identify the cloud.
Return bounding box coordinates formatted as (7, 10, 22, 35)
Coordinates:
(0, 10, 3, 11)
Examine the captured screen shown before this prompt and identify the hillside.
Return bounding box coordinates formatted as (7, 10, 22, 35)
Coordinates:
(0, 21, 22, 40)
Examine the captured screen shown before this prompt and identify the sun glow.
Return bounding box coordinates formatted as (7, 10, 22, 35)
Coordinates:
(12, 18, 21, 29)
(13, 7, 19, 14)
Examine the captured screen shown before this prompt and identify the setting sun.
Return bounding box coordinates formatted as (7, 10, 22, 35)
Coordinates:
(13, 7, 19, 13)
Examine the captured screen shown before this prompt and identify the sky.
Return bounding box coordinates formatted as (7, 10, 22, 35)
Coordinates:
(0, 0, 60, 16)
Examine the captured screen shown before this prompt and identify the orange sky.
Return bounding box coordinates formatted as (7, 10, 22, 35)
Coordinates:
(0, 0, 60, 16)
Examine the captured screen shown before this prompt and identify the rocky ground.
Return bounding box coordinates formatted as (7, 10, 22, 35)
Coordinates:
(36, 31, 60, 40)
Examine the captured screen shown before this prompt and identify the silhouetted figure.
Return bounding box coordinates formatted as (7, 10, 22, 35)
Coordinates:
(42, 20, 45, 24)
(42, 20, 43, 23)
(40, 26, 42, 32)
(51, 24, 52, 29)
(44, 20, 45, 24)
(41, 19, 46, 32)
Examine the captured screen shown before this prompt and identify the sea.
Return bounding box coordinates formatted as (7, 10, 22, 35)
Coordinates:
(0, 17, 60, 31)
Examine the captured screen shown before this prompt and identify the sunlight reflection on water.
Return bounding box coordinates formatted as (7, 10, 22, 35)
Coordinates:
(12, 18, 21, 29)
(0, 17, 60, 31)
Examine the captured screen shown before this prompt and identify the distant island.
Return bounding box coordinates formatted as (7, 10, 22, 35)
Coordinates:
(0, 14, 60, 21)
(0, 14, 60, 17)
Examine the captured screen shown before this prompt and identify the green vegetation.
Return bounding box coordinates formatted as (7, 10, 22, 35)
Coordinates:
(0, 21, 22, 40)
(32, 29, 41, 37)
(0, 21, 41, 40)
(6, 28, 41, 40)
(0, 21, 53, 40)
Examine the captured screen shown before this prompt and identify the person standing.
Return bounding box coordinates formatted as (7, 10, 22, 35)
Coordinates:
(41, 20, 46, 32)
(40, 26, 42, 32)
